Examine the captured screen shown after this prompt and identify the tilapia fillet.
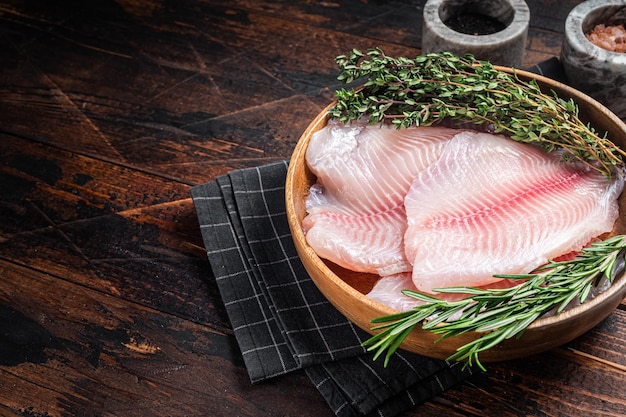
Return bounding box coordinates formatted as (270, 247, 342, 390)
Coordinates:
(404, 131, 623, 293)
(302, 204, 411, 276)
(304, 120, 461, 275)
(303, 121, 624, 299)
(367, 273, 522, 312)
(305, 119, 459, 216)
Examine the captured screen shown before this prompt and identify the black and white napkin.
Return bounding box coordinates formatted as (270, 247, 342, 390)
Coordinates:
(191, 161, 469, 417)
(190, 58, 566, 417)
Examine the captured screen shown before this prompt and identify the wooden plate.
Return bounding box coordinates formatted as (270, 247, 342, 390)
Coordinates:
(285, 68, 626, 362)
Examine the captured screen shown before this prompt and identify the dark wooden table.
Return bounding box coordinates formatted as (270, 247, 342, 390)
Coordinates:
(1, 1, 625, 416)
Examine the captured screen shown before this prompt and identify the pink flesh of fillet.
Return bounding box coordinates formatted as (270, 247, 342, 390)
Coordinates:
(367, 272, 522, 312)
(302, 205, 411, 276)
(303, 120, 461, 275)
(305, 119, 460, 216)
(404, 131, 623, 293)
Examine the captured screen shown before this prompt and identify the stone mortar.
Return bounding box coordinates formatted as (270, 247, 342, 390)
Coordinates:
(422, 0, 530, 67)
(561, 0, 626, 120)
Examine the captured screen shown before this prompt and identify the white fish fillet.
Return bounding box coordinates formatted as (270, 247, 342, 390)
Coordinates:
(404, 131, 624, 293)
(302, 205, 411, 276)
(367, 273, 522, 312)
(366, 273, 423, 312)
(305, 119, 460, 216)
(303, 120, 460, 275)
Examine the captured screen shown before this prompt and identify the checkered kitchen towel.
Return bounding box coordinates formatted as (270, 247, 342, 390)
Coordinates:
(191, 161, 469, 417)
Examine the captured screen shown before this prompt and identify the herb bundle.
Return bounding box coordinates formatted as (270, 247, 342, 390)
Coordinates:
(362, 235, 626, 371)
(329, 48, 626, 177)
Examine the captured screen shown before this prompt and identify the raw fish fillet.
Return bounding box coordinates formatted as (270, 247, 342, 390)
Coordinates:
(305, 119, 460, 216)
(404, 131, 624, 293)
(303, 120, 460, 275)
(367, 273, 522, 312)
(366, 273, 424, 312)
(302, 205, 411, 276)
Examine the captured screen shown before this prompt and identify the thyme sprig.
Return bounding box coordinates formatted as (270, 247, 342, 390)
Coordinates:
(329, 48, 626, 177)
(362, 235, 626, 371)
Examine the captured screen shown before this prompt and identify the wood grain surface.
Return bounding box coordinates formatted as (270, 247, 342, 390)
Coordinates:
(1, 0, 625, 416)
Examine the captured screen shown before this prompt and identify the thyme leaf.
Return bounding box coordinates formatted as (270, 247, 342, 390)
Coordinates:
(329, 48, 626, 177)
(362, 235, 626, 371)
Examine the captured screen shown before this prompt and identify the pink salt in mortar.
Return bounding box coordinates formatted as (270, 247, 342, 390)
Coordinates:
(561, 1, 626, 119)
(587, 23, 626, 53)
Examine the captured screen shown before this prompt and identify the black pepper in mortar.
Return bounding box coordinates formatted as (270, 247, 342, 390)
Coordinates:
(444, 13, 506, 35)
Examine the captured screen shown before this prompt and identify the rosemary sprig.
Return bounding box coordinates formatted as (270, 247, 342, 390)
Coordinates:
(329, 48, 626, 177)
(362, 235, 626, 371)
